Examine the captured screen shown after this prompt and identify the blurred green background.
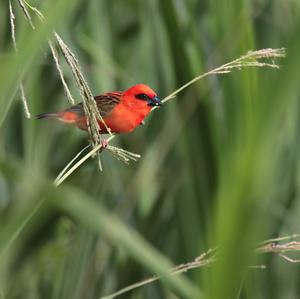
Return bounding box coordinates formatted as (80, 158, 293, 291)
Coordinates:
(1, 0, 300, 298)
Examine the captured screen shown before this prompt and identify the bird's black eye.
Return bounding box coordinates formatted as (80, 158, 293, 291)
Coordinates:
(135, 93, 149, 101)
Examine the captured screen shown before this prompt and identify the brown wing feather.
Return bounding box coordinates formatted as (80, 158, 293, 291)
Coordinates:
(94, 92, 122, 116)
(64, 92, 122, 117)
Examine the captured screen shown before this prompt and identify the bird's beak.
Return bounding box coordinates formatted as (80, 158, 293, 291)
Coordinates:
(148, 95, 162, 107)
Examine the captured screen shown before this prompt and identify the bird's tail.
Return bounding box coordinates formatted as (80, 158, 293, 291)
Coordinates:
(36, 112, 58, 120)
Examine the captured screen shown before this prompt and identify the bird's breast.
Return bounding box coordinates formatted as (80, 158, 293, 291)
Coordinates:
(101, 103, 150, 133)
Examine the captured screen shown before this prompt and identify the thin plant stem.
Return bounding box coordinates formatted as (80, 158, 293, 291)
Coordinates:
(49, 41, 76, 105)
(160, 48, 285, 105)
(101, 235, 300, 299)
(54, 144, 91, 185)
(9, 0, 31, 118)
(54, 136, 115, 186)
(17, 0, 35, 28)
(100, 248, 216, 299)
(19, 83, 31, 119)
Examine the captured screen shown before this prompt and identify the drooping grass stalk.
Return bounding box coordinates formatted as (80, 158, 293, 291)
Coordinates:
(17, 0, 35, 28)
(102, 251, 216, 299)
(48, 41, 75, 105)
(55, 48, 285, 185)
(17, 0, 75, 106)
(102, 234, 300, 299)
(161, 48, 286, 104)
(9, 1, 17, 49)
(53, 33, 105, 169)
(9, 0, 31, 119)
(101, 248, 216, 299)
(22, 0, 44, 20)
(258, 234, 300, 244)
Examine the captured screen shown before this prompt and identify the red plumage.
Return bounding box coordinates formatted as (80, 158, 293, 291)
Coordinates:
(37, 84, 162, 134)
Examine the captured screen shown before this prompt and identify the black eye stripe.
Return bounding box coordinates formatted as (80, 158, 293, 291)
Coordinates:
(135, 93, 149, 101)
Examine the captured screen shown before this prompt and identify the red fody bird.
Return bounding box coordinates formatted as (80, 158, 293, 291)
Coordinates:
(37, 84, 162, 134)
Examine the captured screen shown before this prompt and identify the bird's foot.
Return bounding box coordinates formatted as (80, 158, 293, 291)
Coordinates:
(100, 139, 109, 151)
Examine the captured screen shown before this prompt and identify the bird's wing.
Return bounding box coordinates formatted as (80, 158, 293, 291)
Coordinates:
(94, 92, 122, 116)
(64, 92, 122, 117)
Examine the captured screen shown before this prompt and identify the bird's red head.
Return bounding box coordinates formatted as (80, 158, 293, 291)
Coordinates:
(123, 84, 162, 109)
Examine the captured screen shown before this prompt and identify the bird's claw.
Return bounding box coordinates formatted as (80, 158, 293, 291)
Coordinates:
(100, 139, 109, 152)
